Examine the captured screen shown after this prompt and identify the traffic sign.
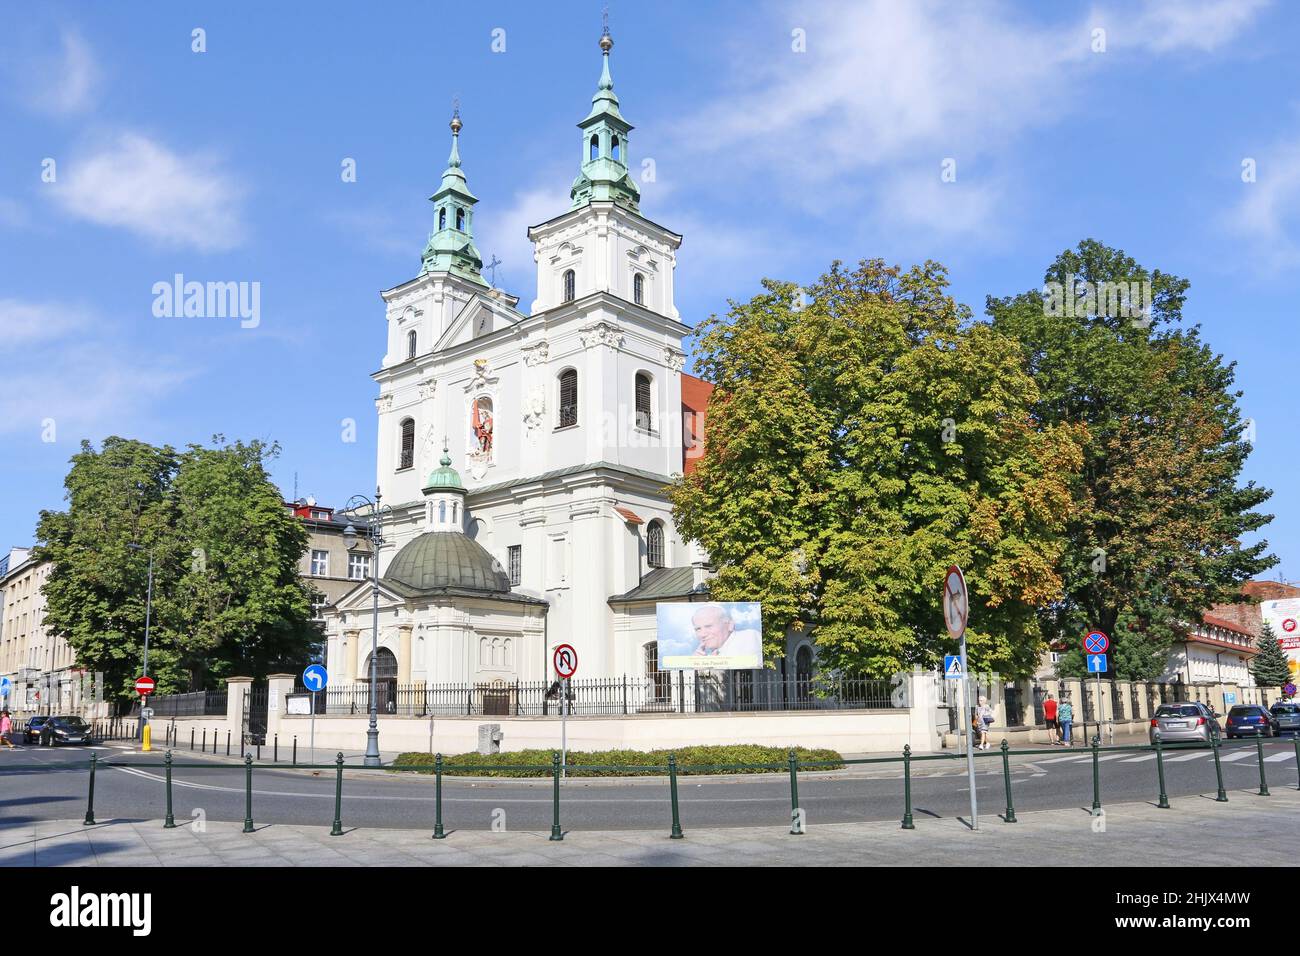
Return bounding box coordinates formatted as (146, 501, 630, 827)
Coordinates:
(1087, 653, 1108, 674)
(553, 644, 578, 680)
(302, 664, 328, 692)
(943, 654, 964, 679)
(1084, 631, 1109, 655)
(1223, 692, 1237, 705)
(1285, 682, 1297, 698)
(1284, 618, 1297, 633)
(0, 676, 9, 696)
(135, 675, 155, 696)
(942, 565, 968, 639)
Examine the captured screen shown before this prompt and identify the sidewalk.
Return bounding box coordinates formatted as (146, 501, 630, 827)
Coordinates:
(4, 786, 1296, 867)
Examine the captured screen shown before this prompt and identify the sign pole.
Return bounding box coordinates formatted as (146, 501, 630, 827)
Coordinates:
(943, 566, 977, 831)
(561, 676, 569, 780)
(961, 631, 977, 830)
(311, 690, 316, 766)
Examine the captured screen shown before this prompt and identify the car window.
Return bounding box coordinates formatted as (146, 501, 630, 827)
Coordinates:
(1272, 704, 1299, 714)
(1228, 706, 1258, 717)
(1156, 705, 1201, 717)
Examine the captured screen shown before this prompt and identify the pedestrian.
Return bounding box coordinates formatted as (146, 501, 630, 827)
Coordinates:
(977, 697, 994, 750)
(970, 708, 983, 752)
(1043, 692, 1060, 745)
(1059, 696, 1075, 747)
(0, 710, 14, 749)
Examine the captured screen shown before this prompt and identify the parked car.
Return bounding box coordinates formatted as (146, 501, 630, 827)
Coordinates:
(1268, 702, 1300, 736)
(38, 715, 93, 746)
(23, 716, 50, 744)
(1150, 702, 1221, 744)
(1224, 704, 1280, 738)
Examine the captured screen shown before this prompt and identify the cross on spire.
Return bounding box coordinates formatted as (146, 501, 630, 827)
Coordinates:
(486, 254, 502, 287)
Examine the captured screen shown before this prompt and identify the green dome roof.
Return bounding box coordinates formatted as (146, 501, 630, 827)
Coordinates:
(423, 447, 465, 493)
(384, 532, 510, 593)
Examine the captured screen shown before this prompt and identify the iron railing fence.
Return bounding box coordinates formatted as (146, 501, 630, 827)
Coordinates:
(150, 690, 228, 718)
(307, 673, 897, 718)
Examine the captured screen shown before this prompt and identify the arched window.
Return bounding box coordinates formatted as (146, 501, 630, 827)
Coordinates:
(438, 208, 446, 230)
(455, 207, 465, 231)
(633, 272, 644, 306)
(795, 644, 813, 702)
(611, 136, 620, 161)
(635, 372, 652, 430)
(646, 520, 665, 569)
(398, 418, 415, 470)
(439, 500, 446, 523)
(562, 269, 575, 303)
(558, 369, 578, 428)
(590, 134, 599, 161)
(406, 330, 417, 360)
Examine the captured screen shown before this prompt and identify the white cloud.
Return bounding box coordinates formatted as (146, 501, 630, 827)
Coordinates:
(1225, 137, 1300, 274)
(22, 30, 100, 115)
(0, 300, 193, 437)
(47, 133, 246, 251)
(475, 181, 572, 301)
(1098, 0, 1272, 54)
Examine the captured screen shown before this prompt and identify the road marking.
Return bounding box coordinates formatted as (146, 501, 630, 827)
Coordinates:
(1095, 753, 1131, 762)
(1264, 752, 1294, 763)
(1165, 752, 1210, 762)
(1219, 751, 1253, 762)
(1120, 754, 1155, 763)
(1036, 755, 1092, 764)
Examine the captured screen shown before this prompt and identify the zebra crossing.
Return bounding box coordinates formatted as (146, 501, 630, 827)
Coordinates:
(1033, 746, 1297, 767)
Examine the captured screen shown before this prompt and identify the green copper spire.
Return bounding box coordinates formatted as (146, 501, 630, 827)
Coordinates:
(571, 25, 641, 212)
(421, 108, 488, 285)
(423, 443, 466, 493)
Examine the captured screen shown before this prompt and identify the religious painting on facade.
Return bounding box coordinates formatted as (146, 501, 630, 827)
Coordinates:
(656, 602, 763, 670)
(471, 396, 494, 457)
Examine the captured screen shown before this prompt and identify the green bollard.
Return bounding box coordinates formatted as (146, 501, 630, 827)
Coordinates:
(549, 752, 564, 841)
(83, 753, 97, 826)
(668, 753, 684, 839)
(1211, 733, 1228, 802)
(1090, 736, 1102, 816)
(1154, 735, 1170, 809)
(243, 753, 255, 833)
(787, 750, 803, 835)
(330, 752, 344, 836)
(432, 753, 446, 840)
(164, 751, 176, 828)
(1000, 740, 1017, 823)
(1256, 736, 1271, 796)
(901, 745, 915, 830)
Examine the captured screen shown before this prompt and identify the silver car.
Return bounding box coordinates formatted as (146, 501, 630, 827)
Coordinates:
(1150, 702, 1221, 745)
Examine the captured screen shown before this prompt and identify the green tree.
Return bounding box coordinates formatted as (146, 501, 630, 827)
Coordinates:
(35, 436, 317, 705)
(671, 259, 1083, 678)
(987, 240, 1275, 679)
(1250, 620, 1291, 689)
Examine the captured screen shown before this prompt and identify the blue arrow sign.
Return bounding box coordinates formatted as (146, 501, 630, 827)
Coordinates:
(302, 664, 328, 692)
(944, 654, 964, 679)
(1087, 653, 1108, 674)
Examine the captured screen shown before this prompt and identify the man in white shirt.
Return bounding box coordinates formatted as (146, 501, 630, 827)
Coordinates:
(690, 605, 762, 665)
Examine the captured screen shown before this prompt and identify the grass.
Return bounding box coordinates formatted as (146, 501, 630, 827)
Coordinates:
(390, 744, 845, 777)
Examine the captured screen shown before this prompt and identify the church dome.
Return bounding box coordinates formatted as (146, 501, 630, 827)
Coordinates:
(384, 532, 510, 593)
(423, 448, 466, 494)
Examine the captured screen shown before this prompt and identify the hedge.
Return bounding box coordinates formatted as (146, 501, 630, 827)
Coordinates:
(390, 745, 845, 777)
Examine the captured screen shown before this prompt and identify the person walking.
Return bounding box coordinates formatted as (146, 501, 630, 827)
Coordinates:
(1058, 696, 1075, 747)
(1043, 692, 1060, 745)
(977, 697, 995, 750)
(0, 711, 14, 749)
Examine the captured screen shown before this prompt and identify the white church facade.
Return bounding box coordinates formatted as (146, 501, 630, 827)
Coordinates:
(321, 28, 726, 693)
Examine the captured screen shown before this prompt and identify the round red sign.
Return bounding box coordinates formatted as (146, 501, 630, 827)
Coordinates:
(135, 675, 155, 695)
(552, 644, 578, 679)
(1283, 619, 1297, 633)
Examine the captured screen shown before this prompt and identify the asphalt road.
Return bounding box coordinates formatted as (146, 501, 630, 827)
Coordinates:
(2, 737, 1296, 834)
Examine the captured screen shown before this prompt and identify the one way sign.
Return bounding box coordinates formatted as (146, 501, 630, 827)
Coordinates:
(944, 654, 965, 679)
(1087, 653, 1108, 674)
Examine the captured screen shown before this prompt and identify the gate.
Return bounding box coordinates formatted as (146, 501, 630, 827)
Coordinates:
(1003, 682, 1025, 726)
(241, 684, 269, 747)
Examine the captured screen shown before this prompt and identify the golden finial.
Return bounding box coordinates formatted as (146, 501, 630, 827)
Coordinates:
(600, 7, 613, 52)
(450, 97, 462, 134)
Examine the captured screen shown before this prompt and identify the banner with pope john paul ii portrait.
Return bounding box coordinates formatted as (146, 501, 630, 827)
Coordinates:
(656, 602, 763, 670)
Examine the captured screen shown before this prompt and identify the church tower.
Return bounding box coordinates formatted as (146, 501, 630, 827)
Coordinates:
(420, 108, 487, 287)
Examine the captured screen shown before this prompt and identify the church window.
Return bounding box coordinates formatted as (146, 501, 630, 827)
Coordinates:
(645, 643, 670, 702)
(590, 134, 599, 161)
(508, 545, 521, 586)
(452, 502, 458, 524)
(439, 500, 446, 523)
(562, 269, 575, 303)
(635, 372, 652, 430)
(406, 330, 417, 360)
(456, 207, 465, 231)
(611, 135, 620, 161)
(438, 208, 446, 230)
(398, 418, 415, 470)
(646, 520, 665, 569)
(633, 272, 643, 305)
(558, 369, 578, 427)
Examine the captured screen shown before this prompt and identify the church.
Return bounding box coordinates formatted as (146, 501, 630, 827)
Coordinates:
(321, 27, 731, 693)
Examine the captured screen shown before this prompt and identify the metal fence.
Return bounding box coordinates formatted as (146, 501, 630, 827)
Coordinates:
(310, 673, 897, 718)
(150, 690, 228, 718)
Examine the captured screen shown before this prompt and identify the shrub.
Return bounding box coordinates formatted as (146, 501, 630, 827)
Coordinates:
(390, 745, 844, 777)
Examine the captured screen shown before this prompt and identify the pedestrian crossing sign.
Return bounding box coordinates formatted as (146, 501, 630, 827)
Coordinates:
(944, 654, 964, 679)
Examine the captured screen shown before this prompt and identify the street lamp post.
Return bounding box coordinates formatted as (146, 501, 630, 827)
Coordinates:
(343, 489, 391, 768)
(127, 543, 154, 741)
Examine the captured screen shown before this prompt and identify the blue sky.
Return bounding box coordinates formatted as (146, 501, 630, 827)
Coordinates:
(1, 0, 1297, 581)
